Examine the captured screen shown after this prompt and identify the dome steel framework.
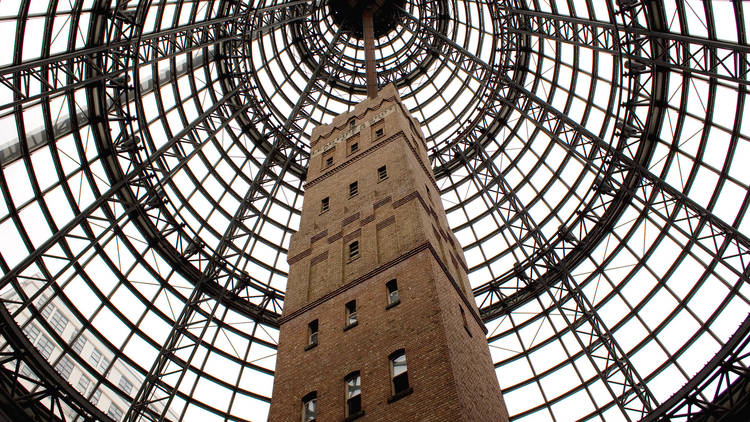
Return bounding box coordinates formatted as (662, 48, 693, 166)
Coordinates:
(0, 0, 749, 421)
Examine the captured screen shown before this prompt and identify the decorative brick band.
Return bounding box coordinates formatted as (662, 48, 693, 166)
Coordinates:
(360, 214, 375, 226)
(327, 231, 342, 243)
(342, 212, 360, 227)
(310, 251, 328, 266)
(287, 248, 311, 265)
(342, 228, 362, 244)
(392, 191, 419, 209)
(373, 196, 392, 210)
(311, 229, 328, 244)
(278, 242, 487, 334)
(376, 215, 396, 230)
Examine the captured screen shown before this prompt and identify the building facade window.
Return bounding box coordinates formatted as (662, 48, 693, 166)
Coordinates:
(389, 349, 411, 399)
(119, 376, 134, 395)
(345, 371, 362, 418)
(72, 334, 87, 354)
(321, 197, 330, 213)
(37, 334, 54, 359)
(23, 323, 40, 342)
(301, 391, 317, 421)
(77, 374, 91, 394)
(348, 241, 359, 260)
(345, 300, 357, 328)
(386, 279, 399, 307)
(377, 165, 387, 181)
(107, 403, 123, 421)
(307, 320, 318, 349)
(41, 303, 55, 319)
(349, 181, 358, 197)
(55, 355, 74, 380)
(50, 310, 69, 335)
(89, 348, 102, 367)
(91, 389, 102, 405)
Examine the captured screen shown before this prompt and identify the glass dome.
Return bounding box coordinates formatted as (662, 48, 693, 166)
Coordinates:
(0, 0, 749, 420)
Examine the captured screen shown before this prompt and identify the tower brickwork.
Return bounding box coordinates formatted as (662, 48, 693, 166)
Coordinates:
(269, 84, 509, 421)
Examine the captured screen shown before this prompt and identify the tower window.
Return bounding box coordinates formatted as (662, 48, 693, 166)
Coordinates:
(302, 391, 317, 421)
(373, 120, 385, 138)
(349, 241, 360, 260)
(349, 119, 356, 130)
(350, 142, 359, 154)
(389, 350, 412, 399)
(321, 197, 329, 213)
(378, 165, 387, 181)
(460, 306, 472, 337)
(345, 371, 363, 418)
(386, 279, 399, 308)
(306, 320, 318, 349)
(323, 149, 334, 168)
(345, 300, 357, 328)
(349, 181, 358, 197)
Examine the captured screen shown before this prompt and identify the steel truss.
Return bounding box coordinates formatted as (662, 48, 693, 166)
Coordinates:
(1, 0, 749, 421)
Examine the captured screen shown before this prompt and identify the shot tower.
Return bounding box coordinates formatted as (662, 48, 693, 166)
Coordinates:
(268, 81, 509, 420)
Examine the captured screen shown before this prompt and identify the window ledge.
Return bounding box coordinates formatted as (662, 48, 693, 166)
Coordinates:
(347, 255, 360, 263)
(388, 387, 413, 403)
(385, 299, 401, 310)
(344, 410, 365, 422)
(464, 326, 473, 337)
(304, 342, 317, 351)
(377, 176, 388, 183)
(343, 321, 358, 332)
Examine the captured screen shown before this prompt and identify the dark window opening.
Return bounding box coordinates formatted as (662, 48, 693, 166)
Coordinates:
(350, 142, 359, 153)
(345, 300, 357, 327)
(302, 391, 317, 421)
(349, 181, 358, 197)
(390, 349, 410, 396)
(307, 320, 318, 348)
(460, 305, 472, 337)
(378, 165, 387, 181)
(345, 372, 362, 417)
(386, 279, 399, 308)
(375, 128, 384, 137)
(321, 197, 329, 213)
(349, 241, 360, 260)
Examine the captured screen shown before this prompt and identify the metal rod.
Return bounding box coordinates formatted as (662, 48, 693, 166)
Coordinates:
(362, 7, 377, 98)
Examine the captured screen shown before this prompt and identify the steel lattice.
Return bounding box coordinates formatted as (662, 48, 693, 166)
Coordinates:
(0, 0, 749, 421)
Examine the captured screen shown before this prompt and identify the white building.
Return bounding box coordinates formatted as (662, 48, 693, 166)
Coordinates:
(1, 278, 179, 421)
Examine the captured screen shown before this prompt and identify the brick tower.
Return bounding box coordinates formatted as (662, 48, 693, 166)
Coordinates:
(268, 84, 509, 421)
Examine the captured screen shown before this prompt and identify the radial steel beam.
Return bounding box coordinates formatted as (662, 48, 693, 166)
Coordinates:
(0, 1, 315, 112)
(507, 8, 750, 85)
